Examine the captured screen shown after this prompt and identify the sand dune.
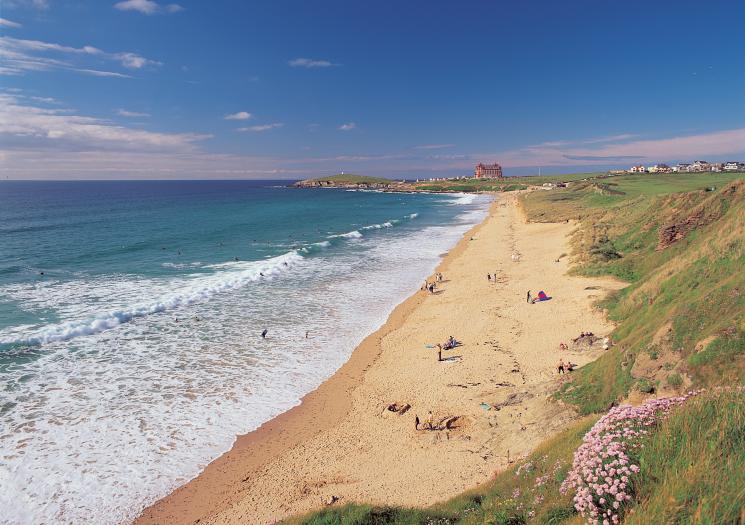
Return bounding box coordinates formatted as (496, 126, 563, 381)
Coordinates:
(135, 194, 625, 525)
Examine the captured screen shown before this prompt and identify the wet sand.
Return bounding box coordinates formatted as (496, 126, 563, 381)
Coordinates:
(135, 194, 624, 525)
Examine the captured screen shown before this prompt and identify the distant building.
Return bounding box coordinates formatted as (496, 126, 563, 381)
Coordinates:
(474, 162, 503, 178)
(710, 162, 723, 172)
(724, 161, 744, 171)
(674, 163, 690, 172)
(649, 164, 672, 174)
(690, 160, 710, 172)
(629, 165, 646, 173)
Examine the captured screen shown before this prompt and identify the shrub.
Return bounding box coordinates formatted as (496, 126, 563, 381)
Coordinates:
(666, 373, 683, 388)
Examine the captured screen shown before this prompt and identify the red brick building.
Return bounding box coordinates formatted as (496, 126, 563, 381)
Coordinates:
(474, 162, 503, 178)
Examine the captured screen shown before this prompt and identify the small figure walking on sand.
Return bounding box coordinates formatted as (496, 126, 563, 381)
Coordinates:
(261, 329, 268, 339)
(415, 415, 420, 430)
(527, 290, 532, 303)
(436, 343, 443, 362)
(558, 359, 565, 374)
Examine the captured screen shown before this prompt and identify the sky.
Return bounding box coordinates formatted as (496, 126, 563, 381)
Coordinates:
(1, 0, 744, 180)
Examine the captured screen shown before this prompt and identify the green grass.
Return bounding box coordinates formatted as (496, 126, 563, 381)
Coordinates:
(412, 172, 603, 193)
(624, 390, 745, 525)
(301, 174, 395, 185)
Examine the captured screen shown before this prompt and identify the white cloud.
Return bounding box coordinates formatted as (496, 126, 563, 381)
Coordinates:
(3, 0, 49, 9)
(0, 94, 209, 153)
(116, 108, 150, 117)
(414, 144, 454, 150)
(224, 111, 252, 121)
(288, 57, 338, 68)
(0, 18, 22, 28)
(117, 52, 159, 69)
(0, 36, 159, 76)
(113, 0, 183, 15)
(338, 122, 356, 131)
(238, 123, 284, 132)
(75, 68, 132, 78)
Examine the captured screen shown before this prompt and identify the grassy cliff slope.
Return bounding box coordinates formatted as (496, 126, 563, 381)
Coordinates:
(287, 172, 745, 525)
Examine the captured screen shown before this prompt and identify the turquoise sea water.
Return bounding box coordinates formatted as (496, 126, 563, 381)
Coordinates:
(0, 180, 490, 524)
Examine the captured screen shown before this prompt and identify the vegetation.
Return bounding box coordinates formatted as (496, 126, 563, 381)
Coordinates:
(298, 174, 396, 185)
(411, 172, 601, 193)
(520, 173, 745, 413)
(288, 171, 745, 524)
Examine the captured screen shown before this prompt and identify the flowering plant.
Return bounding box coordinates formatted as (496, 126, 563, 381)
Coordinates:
(560, 393, 699, 524)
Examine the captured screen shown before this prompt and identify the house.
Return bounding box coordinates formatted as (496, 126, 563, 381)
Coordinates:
(675, 163, 690, 172)
(724, 161, 744, 171)
(690, 160, 710, 172)
(474, 162, 503, 178)
(655, 164, 672, 173)
(629, 165, 646, 173)
(710, 163, 723, 172)
(647, 164, 671, 174)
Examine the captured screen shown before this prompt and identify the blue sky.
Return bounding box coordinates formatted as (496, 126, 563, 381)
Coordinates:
(1, 0, 744, 179)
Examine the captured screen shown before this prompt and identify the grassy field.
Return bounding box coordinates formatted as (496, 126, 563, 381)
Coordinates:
(412, 172, 602, 193)
(287, 172, 745, 524)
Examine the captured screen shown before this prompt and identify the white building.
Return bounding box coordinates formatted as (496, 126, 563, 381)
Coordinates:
(724, 161, 744, 171)
(690, 160, 710, 172)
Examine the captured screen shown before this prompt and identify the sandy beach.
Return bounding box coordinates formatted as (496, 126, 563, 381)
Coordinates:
(135, 194, 624, 525)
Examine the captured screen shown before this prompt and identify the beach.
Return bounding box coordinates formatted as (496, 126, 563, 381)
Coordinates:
(135, 193, 624, 525)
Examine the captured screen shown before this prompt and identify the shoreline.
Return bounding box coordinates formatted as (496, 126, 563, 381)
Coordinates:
(134, 196, 492, 525)
(135, 194, 624, 525)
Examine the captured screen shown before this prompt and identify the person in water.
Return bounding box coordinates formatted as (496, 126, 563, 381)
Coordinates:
(261, 329, 268, 338)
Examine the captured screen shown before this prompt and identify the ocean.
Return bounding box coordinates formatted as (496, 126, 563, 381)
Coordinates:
(0, 180, 490, 525)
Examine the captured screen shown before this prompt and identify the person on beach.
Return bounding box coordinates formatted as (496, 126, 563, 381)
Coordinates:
(436, 343, 443, 362)
(305, 330, 309, 339)
(557, 359, 565, 374)
(487, 274, 492, 282)
(415, 415, 420, 430)
(527, 290, 532, 303)
(425, 411, 433, 430)
(261, 329, 268, 338)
